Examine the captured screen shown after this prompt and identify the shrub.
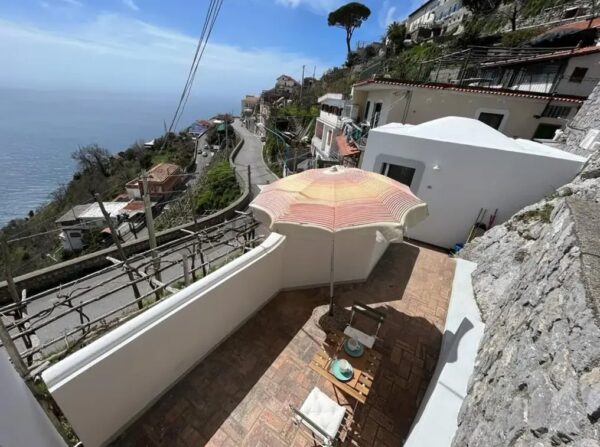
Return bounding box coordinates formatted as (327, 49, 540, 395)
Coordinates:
(193, 161, 241, 214)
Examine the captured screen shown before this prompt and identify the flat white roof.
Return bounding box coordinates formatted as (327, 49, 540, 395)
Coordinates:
(78, 202, 128, 219)
(374, 117, 587, 162)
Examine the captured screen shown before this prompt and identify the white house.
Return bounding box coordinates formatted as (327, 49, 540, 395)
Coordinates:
(55, 202, 128, 251)
(275, 75, 299, 95)
(351, 78, 586, 140)
(477, 45, 600, 98)
(311, 93, 360, 162)
(406, 0, 469, 40)
(361, 117, 587, 248)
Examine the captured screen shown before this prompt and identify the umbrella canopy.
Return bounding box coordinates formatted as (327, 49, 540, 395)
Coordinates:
(250, 166, 428, 235)
(250, 166, 428, 315)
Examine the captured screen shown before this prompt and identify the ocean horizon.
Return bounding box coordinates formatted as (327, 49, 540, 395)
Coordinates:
(0, 87, 225, 227)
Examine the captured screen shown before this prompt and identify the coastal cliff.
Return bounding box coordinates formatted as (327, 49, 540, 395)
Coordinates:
(452, 84, 600, 446)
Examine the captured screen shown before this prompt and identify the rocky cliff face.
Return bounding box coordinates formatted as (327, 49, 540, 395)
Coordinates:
(452, 90, 600, 445)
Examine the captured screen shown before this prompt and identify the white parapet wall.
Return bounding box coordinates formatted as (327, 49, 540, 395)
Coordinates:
(42, 233, 287, 447)
(404, 259, 485, 447)
(0, 350, 66, 447)
(41, 228, 392, 447)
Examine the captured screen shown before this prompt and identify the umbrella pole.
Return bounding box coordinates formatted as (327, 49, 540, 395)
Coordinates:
(328, 236, 335, 316)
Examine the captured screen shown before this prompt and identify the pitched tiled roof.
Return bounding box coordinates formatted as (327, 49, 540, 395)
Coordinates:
(353, 78, 586, 104)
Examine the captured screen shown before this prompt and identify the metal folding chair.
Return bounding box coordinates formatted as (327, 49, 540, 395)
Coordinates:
(291, 387, 348, 446)
(344, 301, 386, 349)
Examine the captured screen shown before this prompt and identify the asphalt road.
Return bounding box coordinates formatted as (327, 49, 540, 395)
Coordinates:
(232, 119, 278, 196)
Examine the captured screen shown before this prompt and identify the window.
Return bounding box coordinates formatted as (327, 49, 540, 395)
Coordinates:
(541, 105, 572, 119)
(533, 123, 562, 140)
(69, 232, 82, 238)
(326, 130, 333, 146)
(364, 101, 371, 120)
(477, 112, 504, 130)
(381, 163, 416, 187)
(569, 67, 588, 83)
(371, 102, 383, 128)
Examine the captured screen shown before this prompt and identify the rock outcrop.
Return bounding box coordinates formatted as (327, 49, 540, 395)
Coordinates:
(452, 86, 600, 446)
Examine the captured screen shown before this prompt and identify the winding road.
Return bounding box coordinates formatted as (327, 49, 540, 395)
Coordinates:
(232, 119, 277, 196)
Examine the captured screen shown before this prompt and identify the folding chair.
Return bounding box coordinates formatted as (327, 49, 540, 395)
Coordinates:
(291, 387, 348, 446)
(344, 301, 386, 349)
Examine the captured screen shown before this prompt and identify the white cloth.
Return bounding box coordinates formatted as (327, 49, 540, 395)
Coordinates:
(298, 387, 346, 443)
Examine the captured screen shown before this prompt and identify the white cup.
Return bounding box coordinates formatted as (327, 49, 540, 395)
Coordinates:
(338, 359, 351, 374)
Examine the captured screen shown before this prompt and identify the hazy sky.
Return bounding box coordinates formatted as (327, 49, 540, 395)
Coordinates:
(0, 0, 421, 102)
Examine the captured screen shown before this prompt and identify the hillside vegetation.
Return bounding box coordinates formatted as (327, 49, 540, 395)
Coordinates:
(307, 0, 573, 98)
(1, 132, 195, 277)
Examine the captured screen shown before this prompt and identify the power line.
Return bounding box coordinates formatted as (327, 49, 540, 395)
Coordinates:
(162, 0, 224, 150)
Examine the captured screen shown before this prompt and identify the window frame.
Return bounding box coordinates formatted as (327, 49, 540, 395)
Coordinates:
(475, 108, 509, 131)
(569, 66, 588, 83)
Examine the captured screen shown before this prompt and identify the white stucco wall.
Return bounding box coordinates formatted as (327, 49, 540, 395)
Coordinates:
(404, 259, 484, 447)
(353, 85, 580, 139)
(556, 53, 600, 98)
(42, 227, 391, 447)
(0, 350, 67, 447)
(276, 224, 390, 289)
(361, 120, 586, 248)
(42, 233, 287, 447)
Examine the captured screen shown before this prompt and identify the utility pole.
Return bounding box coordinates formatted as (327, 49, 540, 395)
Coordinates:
(94, 194, 143, 309)
(187, 185, 198, 229)
(300, 64, 305, 105)
(225, 116, 229, 150)
(1, 233, 20, 304)
(142, 172, 161, 282)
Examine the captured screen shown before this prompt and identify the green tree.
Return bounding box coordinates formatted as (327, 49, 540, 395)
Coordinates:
(327, 2, 371, 58)
(386, 21, 406, 55)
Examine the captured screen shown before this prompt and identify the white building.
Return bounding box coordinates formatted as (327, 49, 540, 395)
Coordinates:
(55, 202, 128, 251)
(311, 93, 360, 163)
(475, 45, 600, 98)
(360, 117, 586, 248)
(351, 78, 586, 140)
(275, 75, 299, 95)
(406, 0, 469, 40)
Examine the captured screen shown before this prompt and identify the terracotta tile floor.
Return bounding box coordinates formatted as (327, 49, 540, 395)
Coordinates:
(113, 242, 455, 447)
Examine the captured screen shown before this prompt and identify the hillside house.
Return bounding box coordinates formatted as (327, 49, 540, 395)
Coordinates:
(125, 163, 183, 201)
(360, 117, 586, 248)
(275, 74, 299, 95)
(55, 202, 128, 251)
(311, 93, 359, 163)
(473, 45, 600, 98)
(406, 0, 469, 41)
(350, 77, 586, 141)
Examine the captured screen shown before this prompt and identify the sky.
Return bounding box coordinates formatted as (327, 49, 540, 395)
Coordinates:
(0, 0, 422, 110)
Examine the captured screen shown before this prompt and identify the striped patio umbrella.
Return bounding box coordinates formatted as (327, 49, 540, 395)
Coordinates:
(250, 166, 428, 314)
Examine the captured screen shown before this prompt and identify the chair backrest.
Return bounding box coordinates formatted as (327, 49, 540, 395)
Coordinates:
(346, 301, 386, 348)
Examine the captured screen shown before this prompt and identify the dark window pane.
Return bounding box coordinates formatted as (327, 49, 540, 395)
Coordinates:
(569, 67, 588, 83)
(533, 124, 562, 140)
(386, 164, 416, 187)
(478, 112, 504, 130)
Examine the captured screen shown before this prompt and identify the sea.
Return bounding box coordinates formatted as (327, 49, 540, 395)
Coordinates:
(0, 88, 222, 227)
